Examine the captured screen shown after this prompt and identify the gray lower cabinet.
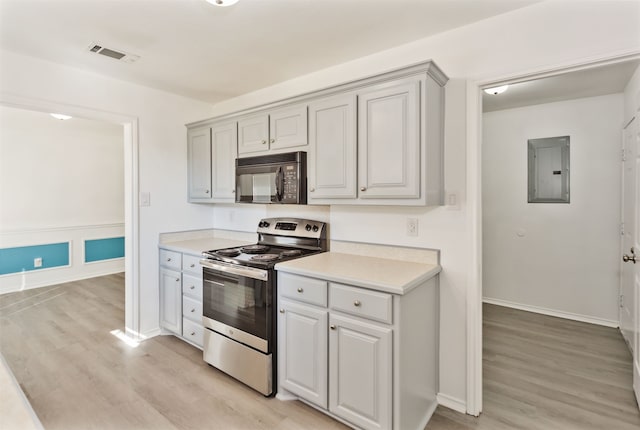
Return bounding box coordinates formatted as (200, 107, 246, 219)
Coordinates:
(159, 248, 204, 348)
(277, 271, 438, 430)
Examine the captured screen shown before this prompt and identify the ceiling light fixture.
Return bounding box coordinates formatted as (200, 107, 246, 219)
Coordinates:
(483, 85, 509, 95)
(50, 113, 72, 120)
(206, 0, 239, 6)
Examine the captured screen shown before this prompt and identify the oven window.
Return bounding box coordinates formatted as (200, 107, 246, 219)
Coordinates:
(203, 270, 271, 341)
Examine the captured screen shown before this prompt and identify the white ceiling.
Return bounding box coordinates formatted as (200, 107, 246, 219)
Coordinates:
(0, 0, 540, 104)
(482, 60, 640, 112)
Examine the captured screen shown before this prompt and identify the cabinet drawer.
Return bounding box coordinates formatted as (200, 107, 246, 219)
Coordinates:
(182, 254, 202, 274)
(182, 295, 202, 323)
(329, 283, 392, 324)
(182, 274, 203, 300)
(279, 272, 327, 307)
(182, 318, 204, 347)
(159, 249, 181, 270)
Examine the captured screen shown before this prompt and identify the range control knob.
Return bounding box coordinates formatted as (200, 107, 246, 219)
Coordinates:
(305, 224, 312, 231)
(312, 225, 319, 232)
(263, 221, 270, 228)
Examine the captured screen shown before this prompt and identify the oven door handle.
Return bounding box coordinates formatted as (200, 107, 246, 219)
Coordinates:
(200, 260, 269, 281)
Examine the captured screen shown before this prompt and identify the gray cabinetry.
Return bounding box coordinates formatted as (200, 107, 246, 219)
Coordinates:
(159, 248, 204, 348)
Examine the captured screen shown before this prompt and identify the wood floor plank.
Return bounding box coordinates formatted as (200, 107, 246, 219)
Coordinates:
(1, 276, 639, 429)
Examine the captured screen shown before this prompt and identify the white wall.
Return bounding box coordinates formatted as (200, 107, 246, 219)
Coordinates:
(483, 94, 624, 325)
(0, 49, 215, 335)
(200, 1, 640, 410)
(0, 106, 123, 229)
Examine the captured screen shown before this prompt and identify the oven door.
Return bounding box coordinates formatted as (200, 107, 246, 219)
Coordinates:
(201, 262, 273, 353)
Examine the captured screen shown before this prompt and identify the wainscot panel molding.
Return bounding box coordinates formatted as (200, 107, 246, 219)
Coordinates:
(0, 223, 125, 294)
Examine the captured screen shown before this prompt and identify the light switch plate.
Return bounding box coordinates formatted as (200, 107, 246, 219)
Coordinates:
(140, 191, 151, 207)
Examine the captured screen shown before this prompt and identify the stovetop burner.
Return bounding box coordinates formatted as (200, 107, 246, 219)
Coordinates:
(215, 248, 241, 257)
(241, 245, 270, 254)
(250, 254, 281, 262)
(280, 249, 303, 257)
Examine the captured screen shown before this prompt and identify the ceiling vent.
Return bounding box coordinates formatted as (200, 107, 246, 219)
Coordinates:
(88, 43, 140, 63)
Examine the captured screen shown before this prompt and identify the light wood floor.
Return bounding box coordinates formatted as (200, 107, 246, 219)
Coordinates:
(1, 275, 639, 429)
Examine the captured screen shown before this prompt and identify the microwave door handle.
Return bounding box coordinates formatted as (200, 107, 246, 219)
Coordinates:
(275, 166, 284, 202)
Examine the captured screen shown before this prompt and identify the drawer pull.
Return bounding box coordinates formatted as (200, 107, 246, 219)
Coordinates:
(330, 325, 336, 330)
(354, 300, 361, 307)
(190, 331, 196, 336)
(297, 287, 303, 293)
(190, 263, 195, 268)
(190, 308, 196, 313)
(280, 309, 285, 313)
(190, 285, 195, 290)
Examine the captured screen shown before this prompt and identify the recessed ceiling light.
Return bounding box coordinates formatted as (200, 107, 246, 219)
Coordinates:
(50, 113, 72, 120)
(206, 0, 239, 6)
(483, 85, 509, 95)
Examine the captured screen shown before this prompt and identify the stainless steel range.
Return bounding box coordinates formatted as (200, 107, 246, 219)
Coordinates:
(199, 218, 328, 396)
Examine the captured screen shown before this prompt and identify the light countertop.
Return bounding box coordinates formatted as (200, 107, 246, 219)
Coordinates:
(275, 252, 441, 295)
(159, 237, 253, 255)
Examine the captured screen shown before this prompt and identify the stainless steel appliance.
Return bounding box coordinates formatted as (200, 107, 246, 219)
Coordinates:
(200, 218, 327, 396)
(235, 151, 307, 204)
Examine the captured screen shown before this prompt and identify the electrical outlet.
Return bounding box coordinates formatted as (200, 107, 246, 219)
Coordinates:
(34, 257, 42, 268)
(406, 218, 418, 236)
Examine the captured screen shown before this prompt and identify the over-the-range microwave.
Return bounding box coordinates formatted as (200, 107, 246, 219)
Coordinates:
(235, 151, 307, 204)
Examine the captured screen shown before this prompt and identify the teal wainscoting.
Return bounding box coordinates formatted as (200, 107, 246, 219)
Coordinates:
(0, 242, 70, 275)
(84, 237, 125, 263)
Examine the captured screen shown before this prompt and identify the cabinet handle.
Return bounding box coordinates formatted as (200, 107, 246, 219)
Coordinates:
(190, 332, 196, 336)
(175, 278, 180, 282)
(205, 190, 210, 194)
(270, 138, 275, 144)
(309, 187, 315, 192)
(191, 308, 196, 313)
(167, 258, 172, 262)
(280, 309, 285, 313)
(190, 285, 195, 290)
(297, 287, 303, 293)
(232, 190, 236, 193)
(360, 187, 366, 192)
(330, 325, 336, 330)
(261, 139, 267, 145)
(190, 264, 195, 268)
(354, 300, 361, 307)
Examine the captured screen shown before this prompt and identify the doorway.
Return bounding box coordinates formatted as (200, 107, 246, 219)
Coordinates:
(472, 57, 640, 420)
(0, 94, 140, 338)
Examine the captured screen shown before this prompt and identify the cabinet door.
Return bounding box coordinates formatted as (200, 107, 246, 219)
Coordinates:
(279, 299, 328, 409)
(238, 114, 269, 155)
(211, 121, 238, 201)
(187, 127, 212, 200)
(329, 314, 392, 430)
(308, 94, 357, 200)
(358, 78, 421, 199)
(160, 268, 182, 334)
(269, 104, 308, 150)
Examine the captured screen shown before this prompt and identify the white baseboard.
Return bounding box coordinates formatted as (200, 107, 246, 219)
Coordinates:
(483, 297, 619, 328)
(0, 267, 125, 295)
(437, 392, 466, 414)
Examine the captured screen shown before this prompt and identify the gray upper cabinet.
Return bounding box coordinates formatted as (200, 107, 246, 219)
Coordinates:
(238, 103, 308, 156)
(238, 114, 269, 155)
(187, 60, 447, 206)
(308, 93, 357, 200)
(187, 126, 212, 200)
(187, 121, 237, 203)
(358, 78, 421, 200)
(211, 121, 238, 201)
